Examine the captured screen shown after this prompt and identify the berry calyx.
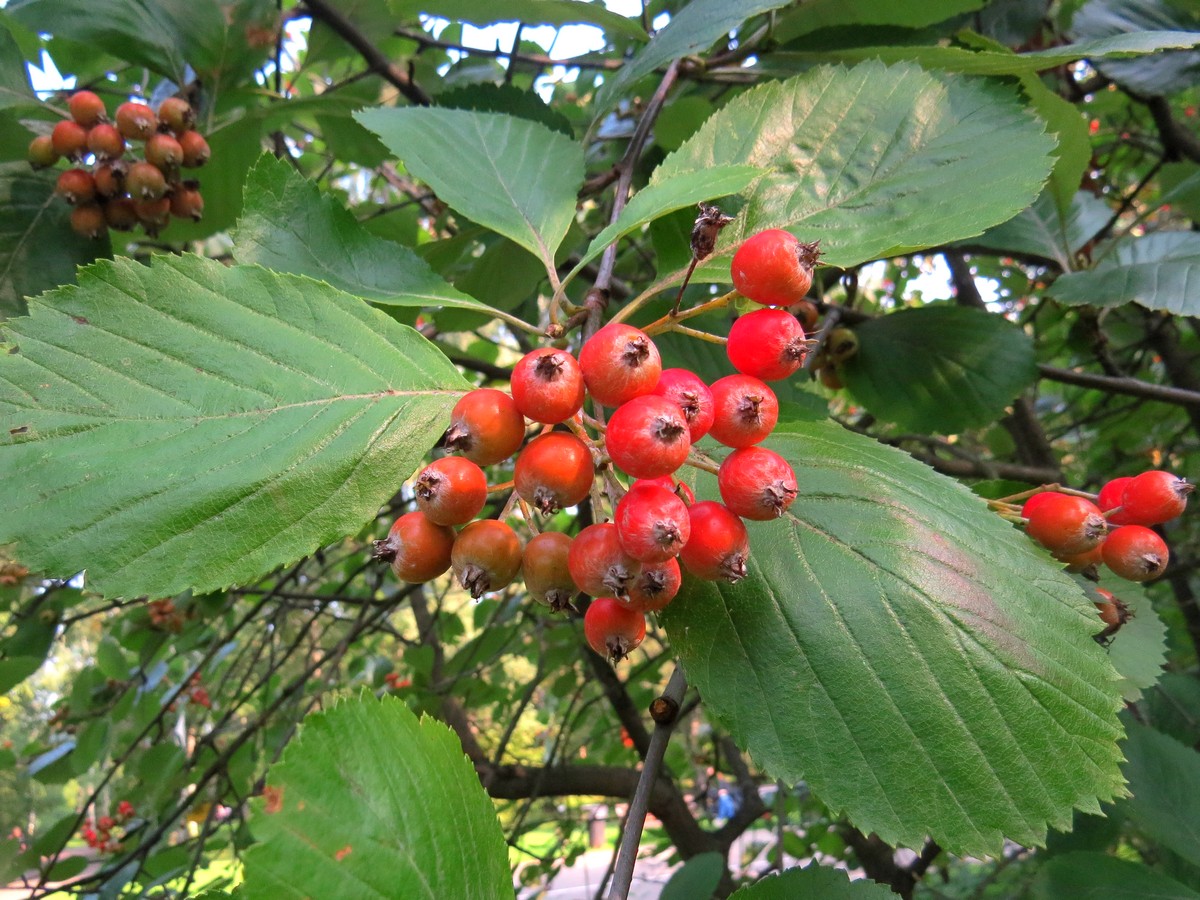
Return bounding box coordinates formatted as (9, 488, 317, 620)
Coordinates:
(68, 90, 107, 127)
(442, 388, 527, 466)
(51, 120, 89, 160)
(451, 520, 523, 599)
(578, 323, 662, 407)
(1119, 470, 1193, 525)
(371, 511, 456, 583)
(414, 456, 488, 525)
(727, 309, 808, 381)
(27, 135, 60, 169)
(510, 348, 586, 424)
(584, 596, 646, 663)
(1102, 525, 1169, 582)
(158, 97, 196, 134)
(730, 229, 820, 306)
(604, 394, 691, 479)
(708, 374, 779, 448)
(568, 523, 640, 600)
(652, 368, 714, 443)
(718, 446, 798, 520)
(614, 482, 691, 562)
(523, 531, 576, 612)
(1025, 493, 1108, 556)
(514, 431, 594, 514)
(680, 501, 749, 583)
(115, 102, 157, 141)
(625, 557, 682, 612)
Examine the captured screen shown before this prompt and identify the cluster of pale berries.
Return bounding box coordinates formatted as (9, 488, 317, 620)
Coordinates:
(373, 228, 820, 662)
(28, 90, 210, 238)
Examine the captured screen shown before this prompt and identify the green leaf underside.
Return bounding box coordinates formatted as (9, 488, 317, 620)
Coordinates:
(1031, 851, 1200, 899)
(840, 306, 1037, 434)
(967, 190, 1111, 270)
(568, 165, 761, 281)
(355, 107, 584, 269)
(1048, 232, 1200, 314)
(1070, 0, 1200, 96)
(594, 0, 795, 115)
(730, 864, 896, 898)
(656, 62, 1055, 268)
(242, 695, 510, 900)
(0, 255, 468, 598)
(661, 420, 1126, 856)
(232, 155, 492, 313)
(1120, 724, 1200, 870)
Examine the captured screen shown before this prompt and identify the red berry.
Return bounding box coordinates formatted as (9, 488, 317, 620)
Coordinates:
(179, 130, 211, 167)
(27, 134, 60, 169)
(578, 323, 662, 407)
(514, 431, 594, 514)
(584, 596, 646, 662)
(68, 90, 107, 127)
(680, 501, 749, 583)
(510, 348, 586, 424)
(614, 482, 690, 562)
(604, 395, 691, 479)
(634, 475, 696, 506)
(169, 185, 204, 222)
(93, 161, 126, 198)
(115, 102, 157, 141)
(104, 197, 139, 232)
(372, 511, 456, 583)
(158, 97, 195, 134)
(652, 368, 714, 443)
(791, 299, 820, 331)
(134, 196, 171, 234)
(1025, 494, 1107, 556)
(1120, 471, 1192, 525)
(451, 520, 523, 598)
(1020, 491, 1066, 519)
(1097, 477, 1134, 525)
(568, 523, 640, 600)
(708, 375, 778, 448)
(625, 557, 681, 612)
(730, 229, 820, 306)
(1102, 525, 1169, 582)
(523, 531, 576, 612)
(51, 120, 88, 160)
(727, 308, 808, 381)
(126, 161, 167, 200)
(69, 204, 106, 240)
(443, 388, 527, 466)
(1094, 588, 1128, 628)
(146, 132, 183, 170)
(87, 123, 125, 160)
(718, 446, 797, 520)
(414, 456, 488, 525)
(1054, 543, 1104, 573)
(56, 168, 95, 205)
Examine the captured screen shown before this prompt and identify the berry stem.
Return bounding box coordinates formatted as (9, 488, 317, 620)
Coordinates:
(640, 289, 738, 334)
(646, 322, 727, 345)
(486, 479, 515, 494)
(683, 450, 721, 476)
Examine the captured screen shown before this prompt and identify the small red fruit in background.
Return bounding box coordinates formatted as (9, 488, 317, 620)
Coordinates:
(51, 120, 88, 160)
(568, 523, 641, 600)
(146, 132, 183, 170)
(708, 374, 779, 448)
(372, 511, 456, 584)
(511, 348, 586, 424)
(584, 596, 646, 662)
(523, 531, 576, 612)
(27, 134, 60, 169)
(514, 431, 594, 514)
(1119, 471, 1192, 525)
(614, 481, 691, 562)
(414, 456, 487, 525)
(1093, 588, 1132, 646)
(169, 184, 205, 222)
(604, 394, 691, 478)
(56, 169, 95, 205)
(70, 205, 106, 240)
(158, 97, 195, 134)
(115, 101, 157, 141)
(727, 308, 808, 381)
(443, 388, 526, 466)
(68, 90, 107, 126)
(1097, 477, 1134, 525)
(451, 519, 523, 598)
(730, 229, 820, 306)
(126, 161, 167, 200)
(179, 130, 211, 167)
(718, 446, 798, 520)
(652, 368, 714, 443)
(578, 323, 662, 407)
(1025, 494, 1107, 556)
(680, 501, 750, 583)
(1102, 525, 1169, 582)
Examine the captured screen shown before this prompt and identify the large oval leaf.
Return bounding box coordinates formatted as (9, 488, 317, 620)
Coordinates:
(839, 305, 1037, 434)
(0, 254, 468, 598)
(656, 62, 1055, 268)
(1048, 232, 1200, 314)
(242, 694, 510, 900)
(1031, 851, 1200, 900)
(1120, 724, 1200, 870)
(661, 420, 1126, 856)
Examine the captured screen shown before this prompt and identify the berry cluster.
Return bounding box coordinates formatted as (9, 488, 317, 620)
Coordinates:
(374, 228, 822, 663)
(80, 801, 135, 854)
(29, 90, 210, 239)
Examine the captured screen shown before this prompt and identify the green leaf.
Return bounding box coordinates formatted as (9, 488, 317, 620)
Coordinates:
(661, 852, 724, 900)
(567, 165, 761, 281)
(242, 694, 510, 900)
(1071, 0, 1200, 95)
(730, 864, 896, 898)
(0, 254, 468, 598)
(594, 0, 794, 115)
(1032, 851, 1200, 899)
(839, 306, 1036, 434)
(0, 656, 44, 693)
(0, 162, 110, 320)
(774, 0, 985, 42)
(655, 62, 1055, 268)
(967, 190, 1110, 270)
(660, 420, 1126, 856)
(232, 155, 493, 314)
(388, 0, 647, 42)
(1048, 232, 1200, 313)
(437, 83, 575, 137)
(356, 107, 585, 271)
(1120, 724, 1200, 869)
(0, 18, 37, 111)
